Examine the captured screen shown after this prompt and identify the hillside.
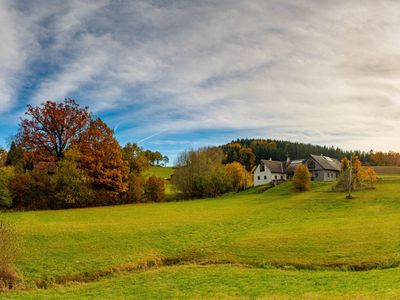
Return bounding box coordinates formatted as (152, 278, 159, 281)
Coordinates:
(3, 176, 400, 298)
(143, 166, 175, 179)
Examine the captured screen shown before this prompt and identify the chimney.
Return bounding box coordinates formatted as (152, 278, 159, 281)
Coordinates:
(269, 157, 272, 161)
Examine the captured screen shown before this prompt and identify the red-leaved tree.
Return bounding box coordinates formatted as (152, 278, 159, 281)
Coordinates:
(18, 99, 91, 161)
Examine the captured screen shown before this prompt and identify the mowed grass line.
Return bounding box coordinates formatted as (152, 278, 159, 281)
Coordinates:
(2, 176, 400, 296)
(5, 265, 400, 299)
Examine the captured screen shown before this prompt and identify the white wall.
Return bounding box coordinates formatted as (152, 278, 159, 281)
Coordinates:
(253, 164, 287, 186)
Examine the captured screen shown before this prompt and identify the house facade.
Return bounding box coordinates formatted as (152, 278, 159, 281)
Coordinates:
(304, 154, 340, 181)
(253, 159, 287, 186)
(253, 154, 341, 186)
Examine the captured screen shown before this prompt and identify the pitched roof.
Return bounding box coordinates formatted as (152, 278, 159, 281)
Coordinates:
(286, 159, 306, 175)
(261, 159, 285, 173)
(309, 154, 341, 171)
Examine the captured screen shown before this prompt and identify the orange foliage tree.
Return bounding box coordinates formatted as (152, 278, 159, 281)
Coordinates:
(79, 118, 129, 200)
(361, 167, 378, 186)
(18, 99, 91, 161)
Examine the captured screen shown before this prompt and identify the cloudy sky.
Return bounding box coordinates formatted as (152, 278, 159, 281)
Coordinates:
(1, 0, 400, 162)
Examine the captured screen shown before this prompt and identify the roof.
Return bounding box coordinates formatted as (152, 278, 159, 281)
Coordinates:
(309, 154, 341, 171)
(285, 159, 306, 175)
(261, 159, 285, 174)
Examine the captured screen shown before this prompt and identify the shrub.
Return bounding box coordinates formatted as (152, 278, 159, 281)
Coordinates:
(0, 220, 19, 289)
(144, 176, 165, 202)
(293, 164, 311, 192)
(9, 172, 32, 208)
(9, 169, 54, 210)
(126, 173, 143, 203)
(0, 167, 15, 208)
(50, 156, 92, 209)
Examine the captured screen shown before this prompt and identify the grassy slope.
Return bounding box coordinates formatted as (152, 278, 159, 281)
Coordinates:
(143, 166, 176, 197)
(143, 166, 175, 179)
(3, 176, 400, 298)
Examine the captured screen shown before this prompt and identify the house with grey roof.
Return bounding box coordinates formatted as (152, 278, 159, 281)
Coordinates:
(285, 158, 306, 179)
(253, 154, 341, 186)
(253, 159, 287, 186)
(304, 154, 341, 181)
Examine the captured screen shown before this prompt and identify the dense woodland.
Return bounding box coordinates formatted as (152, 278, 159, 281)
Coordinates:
(220, 138, 397, 169)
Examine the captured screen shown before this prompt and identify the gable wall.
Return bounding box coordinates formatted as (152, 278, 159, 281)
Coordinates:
(253, 164, 287, 186)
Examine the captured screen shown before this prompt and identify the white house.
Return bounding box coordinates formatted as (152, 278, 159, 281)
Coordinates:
(253, 159, 287, 186)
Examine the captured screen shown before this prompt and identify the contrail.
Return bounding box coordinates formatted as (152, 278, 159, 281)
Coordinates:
(113, 122, 121, 133)
(137, 129, 166, 144)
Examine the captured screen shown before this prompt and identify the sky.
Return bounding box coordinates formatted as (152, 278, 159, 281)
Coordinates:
(1, 0, 400, 163)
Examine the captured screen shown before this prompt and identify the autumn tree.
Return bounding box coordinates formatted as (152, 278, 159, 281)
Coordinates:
(334, 155, 377, 192)
(17, 99, 91, 161)
(239, 147, 256, 171)
(293, 164, 311, 192)
(122, 143, 150, 174)
(361, 167, 378, 187)
(79, 118, 129, 202)
(225, 162, 252, 191)
(126, 173, 143, 203)
(144, 176, 165, 202)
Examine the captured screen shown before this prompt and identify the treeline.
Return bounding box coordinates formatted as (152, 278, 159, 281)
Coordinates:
(220, 139, 377, 170)
(369, 151, 400, 166)
(0, 99, 168, 210)
(172, 147, 252, 198)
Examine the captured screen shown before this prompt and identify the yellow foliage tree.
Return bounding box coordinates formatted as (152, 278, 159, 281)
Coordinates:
(225, 162, 252, 191)
(293, 164, 311, 192)
(361, 167, 378, 186)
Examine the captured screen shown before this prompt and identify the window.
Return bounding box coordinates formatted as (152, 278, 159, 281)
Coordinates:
(314, 172, 318, 178)
(308, 161, 316, 170)
(281, 175, 283, 179)
(260, 164, 265, 172)
(275, 175, 277, 179)
(264, 176, 267, 180)
(258, 176, 260, 180)
(327, 173, 330, 178)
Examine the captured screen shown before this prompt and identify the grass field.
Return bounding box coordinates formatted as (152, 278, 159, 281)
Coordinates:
(3, 175, 400, 298)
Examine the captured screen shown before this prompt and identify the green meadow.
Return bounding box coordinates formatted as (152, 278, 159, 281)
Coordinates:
(3, 174, 400, 299)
